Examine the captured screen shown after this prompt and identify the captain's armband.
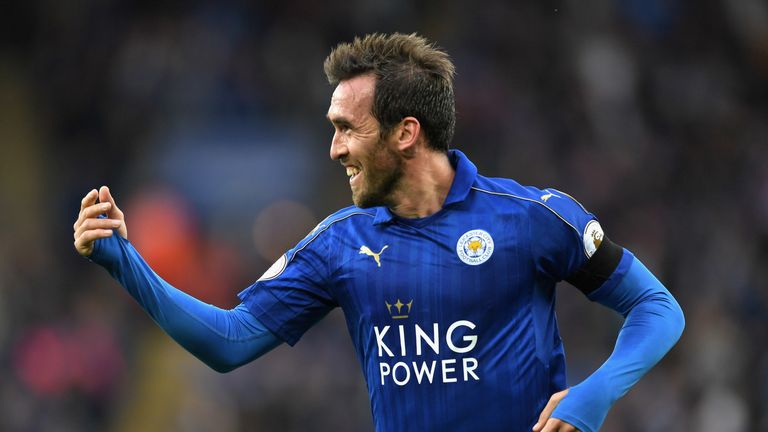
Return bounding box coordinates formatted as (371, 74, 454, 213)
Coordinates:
(566, 236, 624, 295)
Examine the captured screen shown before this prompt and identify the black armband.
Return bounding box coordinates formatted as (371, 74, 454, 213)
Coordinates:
(566, 236, 623, 295)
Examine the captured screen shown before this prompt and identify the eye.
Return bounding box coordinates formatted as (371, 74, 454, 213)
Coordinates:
(329, 118, 353, 134)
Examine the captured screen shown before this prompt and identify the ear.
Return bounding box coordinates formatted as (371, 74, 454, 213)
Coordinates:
(394, 116, 421, 158)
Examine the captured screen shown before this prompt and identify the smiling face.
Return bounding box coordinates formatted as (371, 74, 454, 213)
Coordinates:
(327, 74, 404, 208)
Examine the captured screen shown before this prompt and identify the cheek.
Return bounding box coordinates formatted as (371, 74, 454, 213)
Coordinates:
(351, 136, 379, 158)
(370, 143, 398, 175)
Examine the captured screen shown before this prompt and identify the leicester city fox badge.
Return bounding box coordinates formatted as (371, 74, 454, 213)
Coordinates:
(456, 229, 494, 265)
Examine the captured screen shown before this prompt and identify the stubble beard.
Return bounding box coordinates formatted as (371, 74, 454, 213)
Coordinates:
(352, 141, 404, 209)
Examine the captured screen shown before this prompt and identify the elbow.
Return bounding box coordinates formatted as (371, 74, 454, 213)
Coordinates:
(670, 297, 685, 343)
(198, 356, 247, 374)
(194, 352, 248, 373)
(653, 287, 686, 342)
(636, 289, 685, 347)
(651, 289, 685, 346)
(204, 356, 246, 373)
(200, 348, 270, 373)
(209, 362, 239, 374)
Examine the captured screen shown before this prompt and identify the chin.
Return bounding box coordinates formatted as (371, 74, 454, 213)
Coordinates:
(352, 191, 384, 209)
(352, 196, 375, 209)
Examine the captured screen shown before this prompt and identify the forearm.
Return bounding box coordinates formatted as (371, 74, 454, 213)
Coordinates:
(552, 253, 685, 432)
(90, 233, 281, 372)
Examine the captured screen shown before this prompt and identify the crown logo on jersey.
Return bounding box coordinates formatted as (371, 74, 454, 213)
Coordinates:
(385, 299, 413, 319)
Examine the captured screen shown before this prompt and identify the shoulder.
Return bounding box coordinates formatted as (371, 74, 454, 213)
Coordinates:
(260, 206, 374, 280)
(471, 175, 597, 238)
(294, 206, 375, 251)
(311, 206, 376, 235)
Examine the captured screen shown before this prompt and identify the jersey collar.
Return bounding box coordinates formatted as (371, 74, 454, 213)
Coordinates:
(372, 149, 478, 225)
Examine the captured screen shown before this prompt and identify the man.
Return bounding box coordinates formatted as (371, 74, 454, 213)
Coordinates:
(74, 33, 684, 432)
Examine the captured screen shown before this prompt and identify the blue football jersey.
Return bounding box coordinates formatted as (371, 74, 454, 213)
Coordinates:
(239, 149, 620, 431)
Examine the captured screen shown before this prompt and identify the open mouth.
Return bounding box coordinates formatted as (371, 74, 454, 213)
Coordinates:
(346, 166, 361, 184)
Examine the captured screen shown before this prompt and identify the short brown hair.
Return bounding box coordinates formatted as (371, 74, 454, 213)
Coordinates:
(324, 33, 456, 152)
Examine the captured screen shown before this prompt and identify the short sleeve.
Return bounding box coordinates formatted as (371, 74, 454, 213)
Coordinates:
(528, 189, 603, 282)
(238, 229, 336, 346)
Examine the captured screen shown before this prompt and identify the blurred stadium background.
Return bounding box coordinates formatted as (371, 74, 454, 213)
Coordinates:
(1, 0, 766, 431)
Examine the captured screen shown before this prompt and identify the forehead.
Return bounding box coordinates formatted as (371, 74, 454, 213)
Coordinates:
(327, 74, 376, 121)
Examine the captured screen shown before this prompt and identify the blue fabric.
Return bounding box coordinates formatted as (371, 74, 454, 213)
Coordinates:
(83, 148, 683, 431)
(238, 149, 615, 431)
(90, 233, 281, 372)
(551, 252, 685, 432)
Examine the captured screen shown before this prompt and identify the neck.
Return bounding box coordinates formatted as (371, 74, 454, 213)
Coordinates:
(388, 150, 455, 219)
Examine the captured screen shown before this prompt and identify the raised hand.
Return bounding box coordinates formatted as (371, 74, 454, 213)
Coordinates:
(73, 186, 127, 256)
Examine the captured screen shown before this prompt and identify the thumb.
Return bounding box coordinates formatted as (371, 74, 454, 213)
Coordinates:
(99, 185, 123, 218)
(99, 185, 127, 238)
(99, 185, 114, 205)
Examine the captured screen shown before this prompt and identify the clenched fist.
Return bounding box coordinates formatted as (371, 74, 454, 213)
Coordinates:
(73, 186, 127, 256)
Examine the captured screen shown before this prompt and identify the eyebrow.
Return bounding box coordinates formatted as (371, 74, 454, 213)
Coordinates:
(326, 115, 353, 127)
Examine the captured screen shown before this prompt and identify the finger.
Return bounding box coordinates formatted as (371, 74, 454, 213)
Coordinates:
(534, 389, 570, 431)
(99, 185, 127, 239)
(74, 218, 122, 240)
(533, 399, 559, 431)
(75, 217, 122, 236)
(76, 189, 99, 229)
(81, 202, 113, 220)
(80, 189, 98, 212)
(74, 202, 112, 232)
(74, 229, 113, 255)
(539, 418, 563, 432)
(543, 419, 577, 432)
(99, 185, 123, 217)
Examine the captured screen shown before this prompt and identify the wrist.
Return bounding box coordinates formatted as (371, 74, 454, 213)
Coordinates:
(87, 231, 121, 268)
(551, 378, 613, 432)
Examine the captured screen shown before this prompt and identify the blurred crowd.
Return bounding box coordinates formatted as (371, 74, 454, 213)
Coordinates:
(0, 0, 766, 431)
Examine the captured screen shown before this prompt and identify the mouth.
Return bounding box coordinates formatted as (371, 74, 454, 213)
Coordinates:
(345, 166, 361, 185)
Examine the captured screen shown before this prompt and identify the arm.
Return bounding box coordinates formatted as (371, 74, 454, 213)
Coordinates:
(74, 187, 282, 372)
(536, 246, 685, 432)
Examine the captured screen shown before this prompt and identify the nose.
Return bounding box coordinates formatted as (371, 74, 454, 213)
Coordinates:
(329, 131, 347, 161)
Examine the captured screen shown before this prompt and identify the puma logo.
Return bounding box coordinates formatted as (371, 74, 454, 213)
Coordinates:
(359, 245, 389, 267)
(541, 190, 560, 202)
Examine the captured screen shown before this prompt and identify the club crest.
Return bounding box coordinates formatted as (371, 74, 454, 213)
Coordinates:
(456, 229, 494, 265)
